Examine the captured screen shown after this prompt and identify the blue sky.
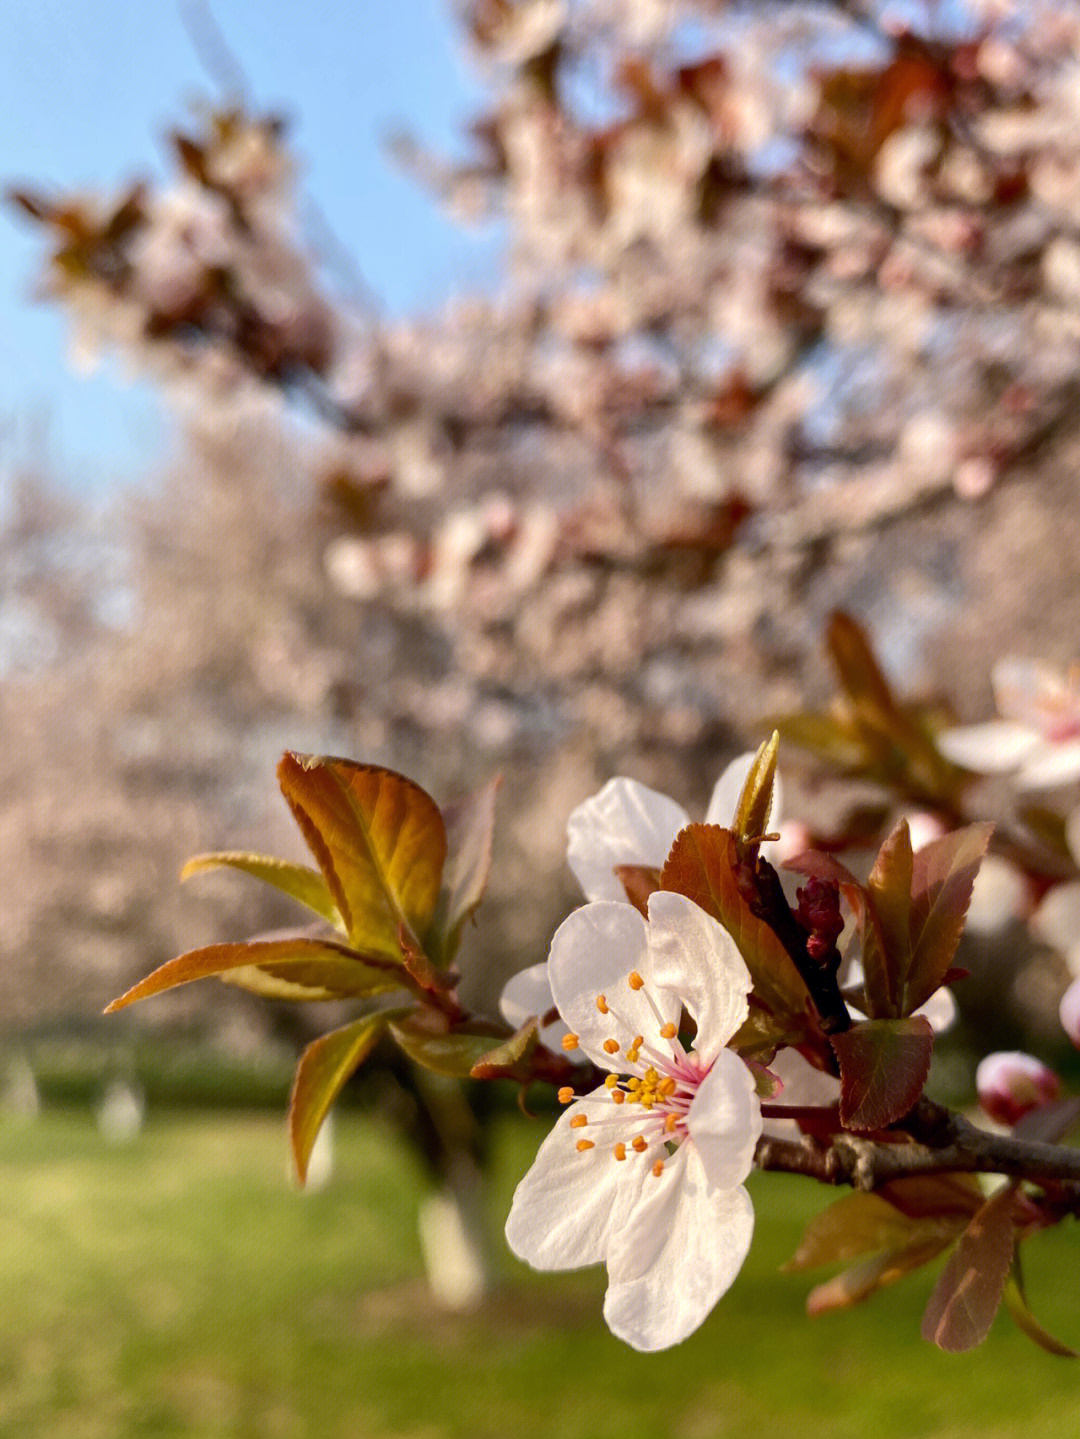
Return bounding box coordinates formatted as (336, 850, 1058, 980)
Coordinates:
(1, 1, 500, 491)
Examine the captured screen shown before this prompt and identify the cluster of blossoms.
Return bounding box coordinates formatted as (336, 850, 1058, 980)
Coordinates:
(502, 755, 773, 1351)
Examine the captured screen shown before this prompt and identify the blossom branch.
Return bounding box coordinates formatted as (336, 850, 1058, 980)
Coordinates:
(755, 1099, 1080, 1198)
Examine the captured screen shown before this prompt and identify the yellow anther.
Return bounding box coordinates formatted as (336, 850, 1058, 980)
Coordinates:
(658, 1077, 677, 1096)
(603, 1038, 621, 1055)
(660, 1022, 677, 1040)
(625, 1048, 640, 1064)
(664, 1113, 678, 1133)
(628, 971, 645, 991)
(644, 1067, 660, 1085)
(604, 1074, 618, 1089)
(632, 1135, 648, 1153)
(613, 1142, 627, 1161)
(632, 1035, 645, 1050)
(576, 1139, 595, 1152)
(627, 1078, 641, 1091)
(557, 1087, 574, 1105)
(570, 1114, 588, 1129)
(596, 994, 609, 1014)
(652, 1159, 665, 1177)
(611, 1090, 625, 1105)
(562, 1033, 580, 1051)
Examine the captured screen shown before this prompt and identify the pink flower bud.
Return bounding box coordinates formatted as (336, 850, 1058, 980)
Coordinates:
(975, 1051, 1060, 1127)
(1059, 978, 1080, 1050)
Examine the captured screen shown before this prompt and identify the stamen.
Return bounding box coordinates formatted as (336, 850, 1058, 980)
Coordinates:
(611, 1090, 625, 1105)
(604, 1074, 618, 1089)
(664, 1113, 678, 1133)
(652, 1159, 665, 1177)
(595, 994, 609, 1014)
(562, 1033, 580, 1051)
(628, 971, 645, 991)
(658, 1077, 677, 1096)
(660, 1022, 677, 1040)
(570, 1115, 588, 1129)
(625, 1046, 640, 1064)
(557, 1087, 574, 1105)
(613, 1142, 627, 1161)
(603, 1038, 621, 1055)
(576, 1139, 595, 1152)
(632, 1135, 648, 1153)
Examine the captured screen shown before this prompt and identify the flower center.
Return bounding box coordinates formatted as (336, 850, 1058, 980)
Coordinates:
(560, 968, 707, 1178)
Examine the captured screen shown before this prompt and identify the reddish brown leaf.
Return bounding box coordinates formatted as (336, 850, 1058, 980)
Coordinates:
(784, 1190, 953, 1273)
(922, 1183, 1018, 1353)
(831, 1016, 934, 1131)
(905, 823, 993, 1013)
(613, 864, 661, 916)
(470, 1017, 541, 1080)
(277, 753, 447, 960)
(864, 820, 914, 1018)
(877, 1172, 984, 1222)
(104, 937, 402, 1012)
(661, 825, 815, 1037)
(807, 1238, 955, 1315)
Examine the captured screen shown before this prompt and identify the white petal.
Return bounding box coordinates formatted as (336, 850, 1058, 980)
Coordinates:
(1016, 740, 1080, 791)
(937, 721, 1041, 774)
(566, 778, 689, 902)
(505, 1091, 644, 1270)
(916, 986, 956, 1034)
(1031, 882, 1080, 968)
(645, 891, 751, 1060)
(760, 1048, 840, 1139)
(686, 1048, 762, 1190)
(499, 962, 586, 1061)
(704, 752, 784, 838)
(548, 902, 679, 1066)
(603, 1144, 754, 1351)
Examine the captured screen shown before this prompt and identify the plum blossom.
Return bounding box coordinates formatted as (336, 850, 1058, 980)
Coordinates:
(566, 751, 784, 903)
(499, 961, 586, 1063)
(938, 659, 1080, 790)
(976, 1051, 1060, 1128)
(505, 891, 762, 1351)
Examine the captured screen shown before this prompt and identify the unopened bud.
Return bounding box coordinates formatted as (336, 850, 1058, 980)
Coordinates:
(796, 877, 845, 958)
(1059, 978, 1080, 1050)
(975, 1051, 1060, 1127)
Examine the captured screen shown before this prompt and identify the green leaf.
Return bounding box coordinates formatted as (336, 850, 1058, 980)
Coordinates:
(661, 825, 817, 1039)
(289, 1012, 399, 1183)
(429, 776, 501, 964)
(1004, 1256, 1078, 1358)
(389, 1016, 504, 1078)
(104, 937, 403, 1013)
(922, 1182, 1018, 1353)
(181, 851, 342, 929)
(470, 1018, 541, 1080)
(731, 731, 780, 854)
(277, 753, 447, 961)
(905, 823, 993, 1013)
(784, 1190, 954, 1272)
(807, 1238, 955, 1315)
(864, 820, 914, 1018)
(830, 1016, 934, 1131)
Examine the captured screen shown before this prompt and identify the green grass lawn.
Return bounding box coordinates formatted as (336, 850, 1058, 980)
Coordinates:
(0, 1108, 1076, 1439)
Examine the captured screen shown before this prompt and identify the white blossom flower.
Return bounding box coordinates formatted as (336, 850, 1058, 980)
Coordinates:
(499, 961, 587, 1063)
(566, 752, 784, 903)
(505, 890, 762, 1352)
(938, 658, 1080, 790)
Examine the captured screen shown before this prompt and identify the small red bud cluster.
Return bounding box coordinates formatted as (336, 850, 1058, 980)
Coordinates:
(795, 877, 844, 962)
